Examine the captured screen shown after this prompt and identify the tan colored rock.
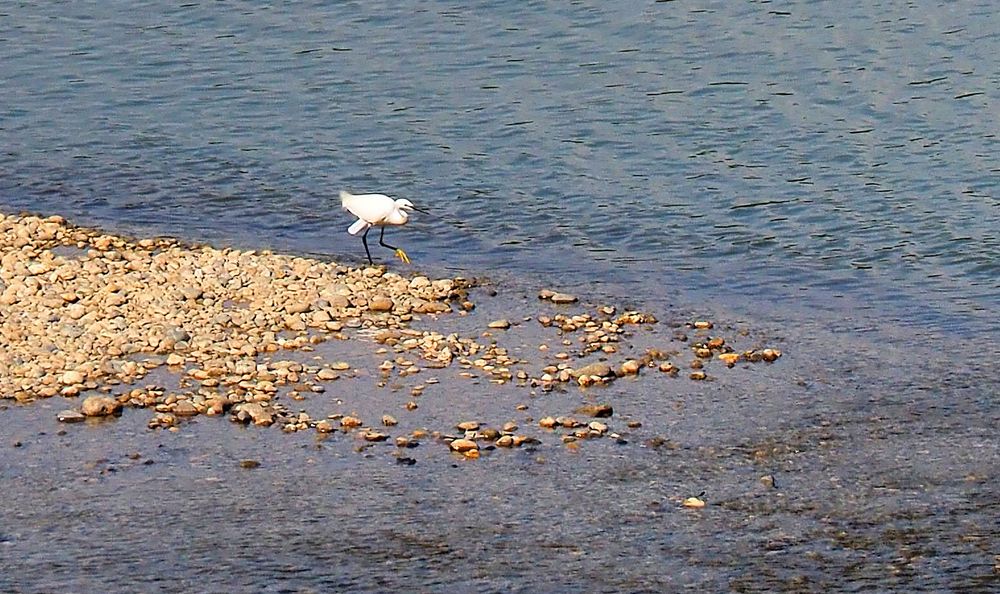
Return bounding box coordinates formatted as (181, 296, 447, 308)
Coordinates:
(718, 353, 740, 367)
(340, 415, 363, 429)
(573, 362, 612, 378)
(575, 403, 613, 418)
(172, 400, 199, 417)
(550, 292, 578, 304)
(449, 438, 479, 453)
(619, 359, 640, 375)
(369, 296, 393, 312)
(761, 348, 781, 362)
(238, 403, 274, 426)
(81, 395, 122, 417)
(284, 301, 311, 314)
(316, 368, 339, 380)
(60, 370, 85, 385)
(588, 421, 608, 434)
(539, 416, 557, 429)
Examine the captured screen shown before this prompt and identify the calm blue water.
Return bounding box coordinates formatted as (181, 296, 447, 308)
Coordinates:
(2, 0, 997, 337)
(2, 2, 999, 592)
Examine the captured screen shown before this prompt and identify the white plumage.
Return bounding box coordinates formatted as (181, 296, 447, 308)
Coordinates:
(340, 190, 417, 264)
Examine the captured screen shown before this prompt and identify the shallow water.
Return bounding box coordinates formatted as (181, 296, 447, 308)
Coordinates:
(1, 286, 997, 593)
(1, 1, 998, 591)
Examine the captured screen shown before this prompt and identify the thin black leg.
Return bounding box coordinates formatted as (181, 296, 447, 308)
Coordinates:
(378, 226, 399, 252)
(361, 227, 374, 264)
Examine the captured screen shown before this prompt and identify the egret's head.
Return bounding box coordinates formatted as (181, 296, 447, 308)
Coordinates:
(396, 199, 415, 211)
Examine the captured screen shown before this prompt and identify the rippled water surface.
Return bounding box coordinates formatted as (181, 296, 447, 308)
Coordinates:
(1, 1, 998, 592)
(3, 0, 997, 334)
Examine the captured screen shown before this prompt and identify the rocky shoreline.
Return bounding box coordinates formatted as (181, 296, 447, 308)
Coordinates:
(1, 212, 781, 459)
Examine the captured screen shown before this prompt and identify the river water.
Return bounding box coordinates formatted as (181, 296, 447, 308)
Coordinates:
(1, 1, 997, 592)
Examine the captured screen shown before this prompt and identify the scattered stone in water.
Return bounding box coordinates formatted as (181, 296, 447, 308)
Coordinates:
(718, 353, 741, 367)
(573, 362, 613, 378)
(539, 416, 557, 429)
(340, 415, 362, 429)
(588, 421, 608, 435)
(487, 319, 511, 329)
(236, 403, 274, 426)
(316, 368, 340, 380)
(682, 496, 706, 509)
(689, 370, 707, 381)
(455, 420, 480, 431)
(478, 427, 500, 441)
(449, 438, 479, 453)
(315, 420, 334, 433)
(81, 395, 122, 417)
(550, 292, 578, 304)
(575, 403, 613, 418)
(707, 337, 726, 349)
(172, 400, 199, 417)
(658, 362, 679, 375)
(692, 320, 713, 329)
(382, 414, 398, 426)
(240, 459, 261, 469)
(619, 359, 640, 375)
(57, 409, 86, 423)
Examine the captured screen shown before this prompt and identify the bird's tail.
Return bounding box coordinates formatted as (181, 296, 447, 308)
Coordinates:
(339, 190, 354, 209)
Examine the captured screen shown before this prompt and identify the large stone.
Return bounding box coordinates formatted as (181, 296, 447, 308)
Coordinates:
(81, 395, 122, 417)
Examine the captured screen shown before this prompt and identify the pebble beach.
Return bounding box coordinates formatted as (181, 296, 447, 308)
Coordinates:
(2, 211, 783, 455)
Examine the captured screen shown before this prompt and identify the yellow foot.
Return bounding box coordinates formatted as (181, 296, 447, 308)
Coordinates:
(395, 248, 411, 264)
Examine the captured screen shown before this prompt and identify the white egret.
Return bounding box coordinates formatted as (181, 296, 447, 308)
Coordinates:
(340, 190, 421, 265)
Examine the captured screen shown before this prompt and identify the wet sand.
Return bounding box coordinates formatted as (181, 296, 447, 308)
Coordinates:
(1, 213, 997, 592)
